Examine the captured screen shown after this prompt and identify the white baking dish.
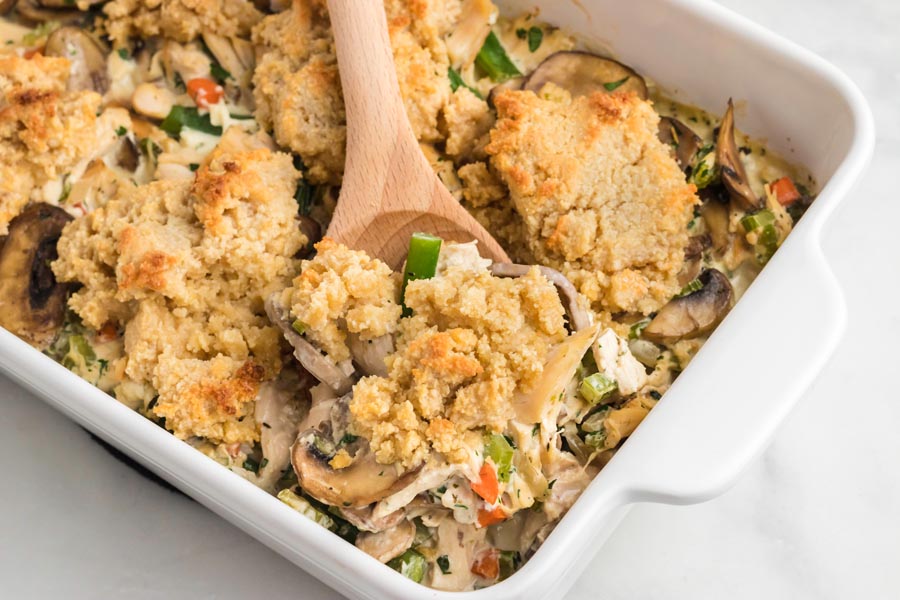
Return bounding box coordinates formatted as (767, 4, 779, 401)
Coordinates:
(0, 0, 873, 598)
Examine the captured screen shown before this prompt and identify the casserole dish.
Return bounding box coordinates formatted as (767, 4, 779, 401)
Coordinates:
(0, 0, 874, 597)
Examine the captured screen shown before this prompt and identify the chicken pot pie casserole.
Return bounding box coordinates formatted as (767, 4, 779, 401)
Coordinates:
(0, 0, 815, 590)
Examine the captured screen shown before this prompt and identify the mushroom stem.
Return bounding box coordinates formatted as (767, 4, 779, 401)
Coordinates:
(265, 295, 355, 394)
(489, 263, 591, 332)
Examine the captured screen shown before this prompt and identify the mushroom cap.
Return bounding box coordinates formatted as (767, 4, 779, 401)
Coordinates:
(658, 116, 703, 171)
(716, 99, 761, 210)
(523, 51, 648, 100)
(291, 430, 419, 508)
(642, 269, 734, 344)
(0, 203, 73, 349)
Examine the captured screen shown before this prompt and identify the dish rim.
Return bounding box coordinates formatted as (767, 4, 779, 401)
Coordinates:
(0, 0, 874, 598)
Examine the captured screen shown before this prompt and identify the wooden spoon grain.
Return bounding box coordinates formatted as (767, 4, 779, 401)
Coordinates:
(325, 0, 509, 268)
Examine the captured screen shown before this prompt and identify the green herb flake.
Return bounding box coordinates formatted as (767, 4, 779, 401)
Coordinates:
(475, 31, 522, 82)
(188, 163, 199, 172)
(515, 28, 527, 39)
(243, 457, 260, 473)
(115, 126, 127, 137)
(436, 555, 452, 574)
(117, 48, 129, 60)
(603, 76, 630, 92)
(447, 67, 484, 99)
(159, 105, 222, 137)
(527, 26, 543, 52)
(210, 62, 232, 83)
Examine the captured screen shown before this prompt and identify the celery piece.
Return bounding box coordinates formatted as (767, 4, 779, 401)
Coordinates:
(675, 278, 704, 298)
(388, 549, 427, 583)
(400, 233, 442, 317)
(277, 489, 335, 530)
(580, 372, 617, 405)
(498, 551, 519, 581)
(740, 209, 776, 232)
(475, 32, 522, 82)
(485, 434, 514, 482)
(689, 145, 719, 189)
(628, 318, 650, 340)
(291, 319, 306, 335)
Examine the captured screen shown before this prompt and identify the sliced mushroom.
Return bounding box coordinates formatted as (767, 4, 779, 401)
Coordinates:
(679, 234, 711, 285)
(45, 27, 110, 93)
(489, 263, 591, 332)
(15, 0, 84, 24)
(339, 504, 406, 533)
(523, 51, 648, 100)
(355, 519, 416, 563)
(717, 99, 761, 210)
(642, 269, 733, 344)
(0, 203, 73, 349)
(115, 138, 140, 173)
(265, 295, 355, 394)
(346, 332, 392, 377)
(291, 429, 419, 508)
(658, 116, 703, 171)
(296, 214, 321, 259)
(700, 199, 731, 253)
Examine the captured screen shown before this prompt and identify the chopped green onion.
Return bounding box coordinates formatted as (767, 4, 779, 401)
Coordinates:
(242, 457, 260, 473)
(580, 372, 617, 405)
(498, 551, 519, 581)
(22, 21, 60, 46)
(603, 76, 629, 92)
(628, 318, 650, 340)
(117, 48, 129, 60)
(291, 319, 306, 335)
(400, 233, 442, 317)
(448, 67, 484, 99)
(277, 489, 336, 530)
(115, 126, 127, 137)
(740, 209, 776, 232)
(388, 549, 427, 583)
(741, 210, 779, 264)
(485, 433, 515, 482)
(475, 31, 522, 82)
(436, 555, 452, 574)
(527, 27, 543, 52)
(689, 144, 719, 189)
(675, 278, 703, 298)
(189, 163, 199, 172)
(584, 429, 607, 449)
(139, 138, 162, 164)
(159, 105, 222, 137)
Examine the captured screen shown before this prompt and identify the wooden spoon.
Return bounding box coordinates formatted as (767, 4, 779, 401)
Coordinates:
(324, 0, 509, 268)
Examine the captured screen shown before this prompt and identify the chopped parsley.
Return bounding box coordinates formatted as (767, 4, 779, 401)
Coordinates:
(436, 555, 451, 574)
(527, 26, 543, 52)
(448, 67, 483, 99)
(210, 62, 232, 83)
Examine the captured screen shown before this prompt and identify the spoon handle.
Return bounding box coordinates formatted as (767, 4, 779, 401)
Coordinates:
(327, 0, 414, 208)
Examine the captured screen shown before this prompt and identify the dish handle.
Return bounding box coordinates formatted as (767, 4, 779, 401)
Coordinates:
(601, 234, 846, 505)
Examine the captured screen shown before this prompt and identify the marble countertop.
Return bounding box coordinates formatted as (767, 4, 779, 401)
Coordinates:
(2, 1, 898, 598)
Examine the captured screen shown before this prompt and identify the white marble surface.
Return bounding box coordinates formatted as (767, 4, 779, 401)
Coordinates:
(2, 1, 898, 598)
